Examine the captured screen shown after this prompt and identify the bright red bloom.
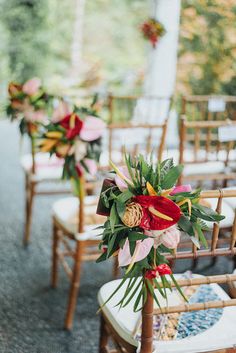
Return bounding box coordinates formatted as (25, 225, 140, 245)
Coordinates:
(145, 264, 172, 279)
(133, 195, 181, 231)
(145, 269, 157, 280)
(59, 113, 83, 140)
(156, 264, 172, 276)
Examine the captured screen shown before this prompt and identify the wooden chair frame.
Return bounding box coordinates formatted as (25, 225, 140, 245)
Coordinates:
(51, 176, 118, 330)
(178, 116, 236, 186)
(181, 95, 236, 121)
(23, 133, 73, 246)
(99, 189, 236, 353)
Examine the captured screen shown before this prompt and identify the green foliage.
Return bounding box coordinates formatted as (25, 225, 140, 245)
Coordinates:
(178, 0, 236, 94)
(1, 0, 50, 81)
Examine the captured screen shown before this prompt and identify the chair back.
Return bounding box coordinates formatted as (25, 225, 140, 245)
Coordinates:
(140, 189, 236, 353)
(179, 116, 236, 185)
(181, 95, 236, 121)
(107, 94, 172, 123)
(99, 119, 168, 171)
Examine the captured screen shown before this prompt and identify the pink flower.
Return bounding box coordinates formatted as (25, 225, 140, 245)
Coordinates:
(80, 116, 106, 141)
(160, 225, 180, 249)
(145, 225, 180, 249)
(24, 109, 46, 123)
(83, 158, 97, 176)
(118, 237, 153, 267)
(114, 166, 132, 191)
(170, 184, 192, 195)
(22, 78, 41, 96)
(52, 101, 70, 123)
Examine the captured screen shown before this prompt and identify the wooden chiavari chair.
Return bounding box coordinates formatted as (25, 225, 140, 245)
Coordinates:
(21, 95, 101, 246)
(181, 95, 236, 121)
(98, 189, 236, 353)
(178, 116, 236, 188)
(51, 176, 116, 330)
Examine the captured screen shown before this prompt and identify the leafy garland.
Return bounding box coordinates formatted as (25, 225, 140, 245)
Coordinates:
(96, 155, 225, 310)
(141, 17, 166, 48)
(38, 99, 106, 195)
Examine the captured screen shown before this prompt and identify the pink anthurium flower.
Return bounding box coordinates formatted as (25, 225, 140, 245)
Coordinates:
(79, 116, 106, 141)
(22, 77, 41, 96)
(160, 225, 180, 248)
(170, 184, 192, 195)
(145, 225, 180, 249)
(83, 158, 97, 176)
(118, 237, 154, 267)
(114, 166, 133, 191)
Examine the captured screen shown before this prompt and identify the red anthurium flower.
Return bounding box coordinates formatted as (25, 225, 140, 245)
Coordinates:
(59, 113, 84, 140)
(156, 264, 172, 276)
(133, 195, 181, 231)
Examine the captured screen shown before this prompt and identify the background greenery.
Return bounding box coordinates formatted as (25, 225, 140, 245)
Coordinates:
(0, 0, 235, 98)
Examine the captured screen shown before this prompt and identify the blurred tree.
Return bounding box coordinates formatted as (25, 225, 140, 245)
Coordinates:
(1, 0, 50, 81)
(177, 0, 236, 95)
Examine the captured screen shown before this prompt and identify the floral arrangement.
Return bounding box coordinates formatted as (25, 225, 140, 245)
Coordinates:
(38, 100, 106, 193)
(141, 18, 166, 48)
(96, 155, 224, 310)
(6, 77, 51, 136)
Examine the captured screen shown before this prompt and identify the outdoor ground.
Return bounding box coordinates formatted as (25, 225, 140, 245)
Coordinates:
(0, 119, 234, 353)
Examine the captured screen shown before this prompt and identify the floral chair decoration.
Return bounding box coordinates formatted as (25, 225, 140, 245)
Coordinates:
(95, 155, 236, 353)
(39, 103, 109, 329)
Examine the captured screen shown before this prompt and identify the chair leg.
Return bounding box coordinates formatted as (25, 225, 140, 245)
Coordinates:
(23, 180, 35, 247)
(99, 314, 109, 353)
(51, 222, 59, 288)
(64, 241, 84, 330)
(112, 256, 119, 279)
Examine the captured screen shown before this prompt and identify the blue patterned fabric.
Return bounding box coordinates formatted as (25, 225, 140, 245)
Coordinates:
(176, 284, 223, 339)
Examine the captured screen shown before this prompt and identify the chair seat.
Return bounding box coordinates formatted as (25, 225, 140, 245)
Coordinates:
(223, 187, 236, 209)
(98, 275, 236, 353)
(52, 196, 105, 236)
(203, 197, 235, 229)
(183, 161, 225, 176)
(21, 153, 64, 181)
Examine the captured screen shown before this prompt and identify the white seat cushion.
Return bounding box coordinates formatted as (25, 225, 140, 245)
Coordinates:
(183, 161, 225, 176)
(98, 276, 236, 353)
(52, 196, 105, 235)
(20, 153, 64, 181)
(203, 198, 235, 229)
(222, 187, 236, 209)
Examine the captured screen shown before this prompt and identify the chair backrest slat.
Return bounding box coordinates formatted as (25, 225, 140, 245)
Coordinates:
(181, 95, 236, 121)
(179, 116, 236, 185)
